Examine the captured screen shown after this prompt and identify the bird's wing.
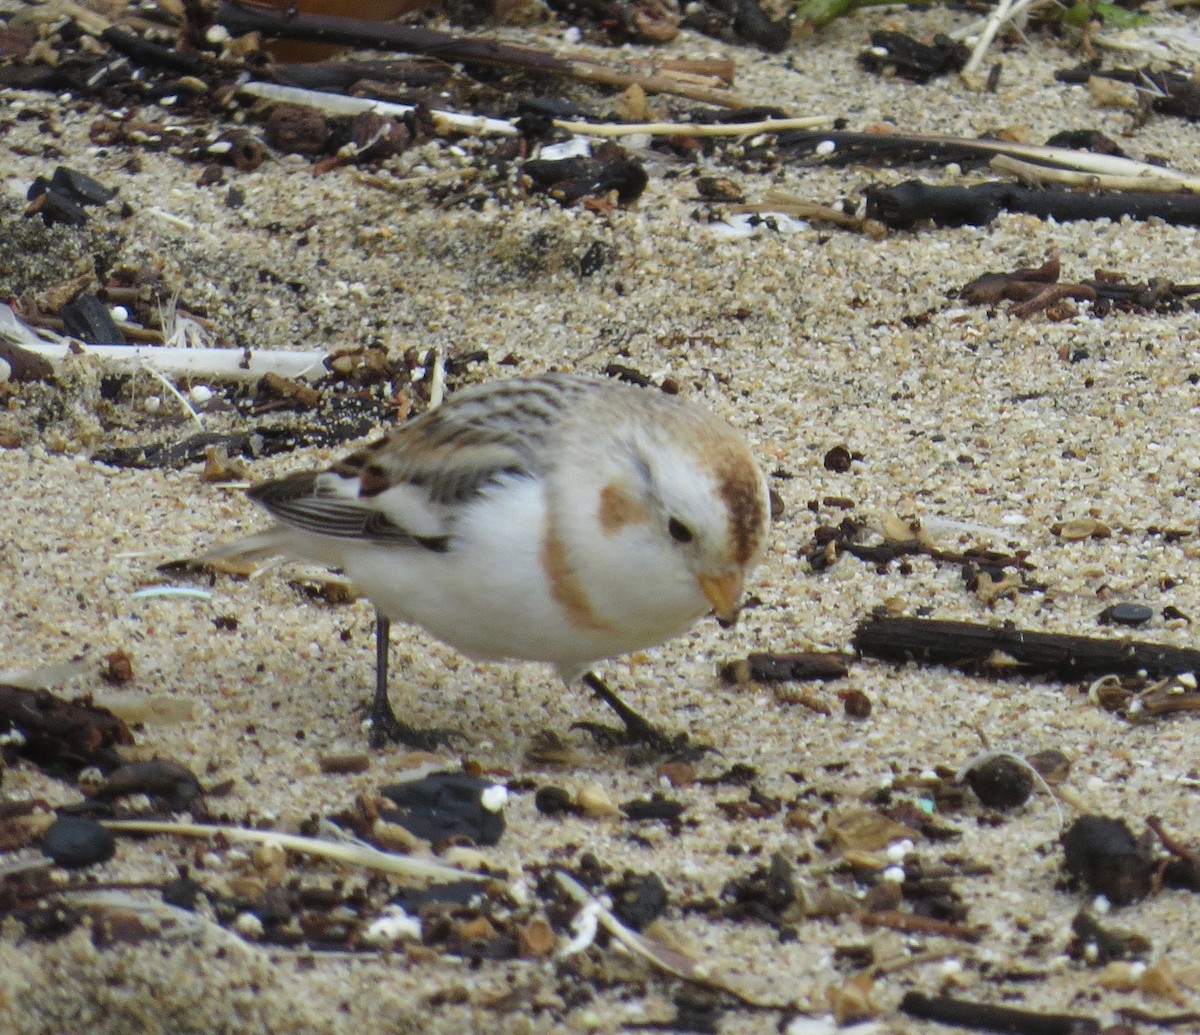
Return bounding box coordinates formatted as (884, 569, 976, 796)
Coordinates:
(246, 377, 574, 548)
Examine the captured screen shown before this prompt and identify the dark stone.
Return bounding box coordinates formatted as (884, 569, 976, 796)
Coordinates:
(42, 815, 116, 868)
(379, 772, 506, 846)
(1098, 603, 1153, 627)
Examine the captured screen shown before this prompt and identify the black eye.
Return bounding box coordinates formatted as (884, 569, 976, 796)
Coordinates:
(668, 517, 694, 544)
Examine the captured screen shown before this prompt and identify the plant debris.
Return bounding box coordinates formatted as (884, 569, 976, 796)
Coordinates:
(25, 166, 117, 228)
(719, 651, 848, 684)
(959, 256, 1200, 319)
(1061, 816, 1155, 907)
(0, 683, 133, 773)
(859, 31, 968, 83)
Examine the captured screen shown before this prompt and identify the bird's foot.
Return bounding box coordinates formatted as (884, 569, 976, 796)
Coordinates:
(368, 612, 463, 750)
(577, 672, 713, 760)
(366, 697, 463, 752)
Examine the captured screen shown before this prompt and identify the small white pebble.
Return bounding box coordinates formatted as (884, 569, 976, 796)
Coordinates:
(562, 26, 581, 44)
(143, 395, 162, 414)
(1178, 671, 1197, 689)
(205, 25, 230, 44)
(109, 305, 128, 322)
(559, 901, 601, 957)
(538, 137, 592, 163)
(233, 912, 264, 939)
(1128, 960, 1147, 978)
(882, 865, 906, 883)
(189, 385, 213, 405)
(939, 958, 963, 977)
(815, 140, 836, 157)
(886, 839, 912, 862)
(1092, 895, 1112, 914)
(1086, 775, 1106, 791)
(480, 784, 508, 812)
(1083, 941, 1099, 963)
(361, 905, 421, 946)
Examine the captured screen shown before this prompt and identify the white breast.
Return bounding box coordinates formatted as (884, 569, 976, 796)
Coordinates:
(333, 477, 592, 675)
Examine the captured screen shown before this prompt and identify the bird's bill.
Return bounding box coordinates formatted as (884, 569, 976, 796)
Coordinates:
(699, 572, 743, 627)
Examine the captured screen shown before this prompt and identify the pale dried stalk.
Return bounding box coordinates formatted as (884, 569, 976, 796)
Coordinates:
(105, 819, 489, 884)
(239, 81, 519, 137)
(552, 115, 832, 138)
(874, 131, 1193, 180)
(990, 153, 1200, 192)
(21, 342, 329, 382)
(958, 0, 1050, 76)
(241, 82, 829, 141)
(554, 871, 779, 1006)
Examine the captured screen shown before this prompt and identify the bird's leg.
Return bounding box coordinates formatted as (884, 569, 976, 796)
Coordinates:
(366, 612, 462, 750)
(576, 671, 693, 756)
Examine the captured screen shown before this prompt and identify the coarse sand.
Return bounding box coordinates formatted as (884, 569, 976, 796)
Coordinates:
(2, 3, 1200, 1033)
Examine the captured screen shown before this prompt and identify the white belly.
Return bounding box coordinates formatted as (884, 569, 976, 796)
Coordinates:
(336, 478, 613, 675)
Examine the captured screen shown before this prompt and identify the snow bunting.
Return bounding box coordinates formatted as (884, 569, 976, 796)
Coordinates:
(209, 373, 770, 748)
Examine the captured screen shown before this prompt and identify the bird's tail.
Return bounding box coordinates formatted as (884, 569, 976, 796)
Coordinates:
(194, 525, 347, 572)
(191, 527, 295, 573)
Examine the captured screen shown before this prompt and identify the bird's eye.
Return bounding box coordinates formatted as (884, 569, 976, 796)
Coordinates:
(667, 517, 694, 544)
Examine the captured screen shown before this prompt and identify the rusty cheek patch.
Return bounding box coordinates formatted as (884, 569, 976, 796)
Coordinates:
(598, 481, 648, 535)
(541, 518, 612, 632)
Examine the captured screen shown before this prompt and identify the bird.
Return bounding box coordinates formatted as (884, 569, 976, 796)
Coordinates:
(205, 372, 771, 750)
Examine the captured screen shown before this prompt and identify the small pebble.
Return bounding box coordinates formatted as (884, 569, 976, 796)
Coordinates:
(535, 785, 576, 816)
(1098, 602, 1153, 627)
(1062, 815, 1153, 906)
(42, 816, 116, 868)
(842, 688, 872, 719)
(963, 755, 1035, 808)
(233, 912, 264, 939)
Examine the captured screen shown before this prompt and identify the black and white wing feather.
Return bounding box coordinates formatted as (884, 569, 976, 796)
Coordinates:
(245, 374, 587, 549)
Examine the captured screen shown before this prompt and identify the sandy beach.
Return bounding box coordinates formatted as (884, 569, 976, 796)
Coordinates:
(2, 2, 1200, 1031)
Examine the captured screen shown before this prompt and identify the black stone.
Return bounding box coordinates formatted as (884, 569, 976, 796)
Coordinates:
(42, 816, 116, 868)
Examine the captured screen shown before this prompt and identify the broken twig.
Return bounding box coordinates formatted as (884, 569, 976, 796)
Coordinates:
(855, 616, 1200, 682)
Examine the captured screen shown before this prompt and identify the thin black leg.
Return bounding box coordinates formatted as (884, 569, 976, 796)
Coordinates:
(576, 671, 693, 755)
(366, 612, 461, 750)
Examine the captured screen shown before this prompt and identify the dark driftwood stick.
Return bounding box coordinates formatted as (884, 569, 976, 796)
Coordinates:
(853, 616, 1200, 680)
(865, 180, 1200, 230)
(272, 58, 452, 91)
(217, 1, 745, 107)
(900, 992, 1100, 1035)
